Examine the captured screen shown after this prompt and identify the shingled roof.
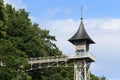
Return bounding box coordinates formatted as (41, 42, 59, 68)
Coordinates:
(68, 19, 95, 44)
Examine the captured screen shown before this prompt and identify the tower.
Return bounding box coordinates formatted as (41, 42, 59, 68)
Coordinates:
(68, 18, 95, 80)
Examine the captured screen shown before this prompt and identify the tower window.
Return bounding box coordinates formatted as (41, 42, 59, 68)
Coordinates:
(76, 49, 85, 56)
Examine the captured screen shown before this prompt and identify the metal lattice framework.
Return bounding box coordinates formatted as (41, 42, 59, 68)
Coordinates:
(28, 52, 95, 71)
(0, 52, 95, 80)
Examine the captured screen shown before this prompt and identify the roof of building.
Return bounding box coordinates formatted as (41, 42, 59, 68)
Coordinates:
(68, 19, 95, 44)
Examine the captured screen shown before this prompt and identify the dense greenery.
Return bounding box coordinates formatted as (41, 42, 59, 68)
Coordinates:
(90, 74, 107, 80)
(0, 0, 106, 80)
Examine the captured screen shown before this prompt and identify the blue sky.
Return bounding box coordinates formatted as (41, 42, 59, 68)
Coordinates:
(4, 0, 120, 80)
(24, 0, 120, 19)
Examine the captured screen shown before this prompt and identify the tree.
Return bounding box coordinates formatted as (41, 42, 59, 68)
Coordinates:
(0, 0, 7, 38)
(0, 2, 107, 80)
(90, 73, 99, 80)
(0, 2, 31, 80)
(90, 73, 107, 80)
(6, 3, 62, 80)
(99, 76, 107, 80)
(6, 4, 62, 58)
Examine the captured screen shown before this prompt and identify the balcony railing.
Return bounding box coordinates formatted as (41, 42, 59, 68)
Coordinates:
(29, 52, 95, 65)
(29, 56, 68, 64)
(69, 52, 96, 62)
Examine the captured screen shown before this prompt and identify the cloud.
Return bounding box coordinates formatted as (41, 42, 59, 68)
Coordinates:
(91, 34, 120, 77)
(39, 19, 79, 54)
(30, 17, 120, 79)
(85, 18, 120, 30)
(100, 19, 120, 30)
(4, 0, 27, 10)
(30, 17, 120, 53)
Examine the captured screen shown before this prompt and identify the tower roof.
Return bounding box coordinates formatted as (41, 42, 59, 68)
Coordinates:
(68, 19, 95, 44)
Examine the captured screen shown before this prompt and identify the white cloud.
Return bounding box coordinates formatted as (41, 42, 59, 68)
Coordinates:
(30, 18, 120, 53)
(85, 18, 120, 30)
(4, 0, 27, 10)
(29, 16, 120, 79)
(31, 18, 120, 79)
(40, 19, 79, 54)
(100, 19, 120, 30)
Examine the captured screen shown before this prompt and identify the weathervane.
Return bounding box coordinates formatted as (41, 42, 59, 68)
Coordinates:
(81, 6, 83, 20)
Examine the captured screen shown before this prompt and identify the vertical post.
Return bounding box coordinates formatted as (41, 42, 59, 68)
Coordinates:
(88, 70, 90, 80)
(0, 58, 1, 66)
(84, 59, 87, 80)
(74, 65, 75, 80)
(74, 61, 76, 80)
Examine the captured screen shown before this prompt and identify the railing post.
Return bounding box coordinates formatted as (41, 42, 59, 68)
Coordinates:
(84, 59, 87, 80)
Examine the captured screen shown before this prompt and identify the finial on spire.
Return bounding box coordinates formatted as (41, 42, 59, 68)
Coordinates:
(81, 6, 83, 20)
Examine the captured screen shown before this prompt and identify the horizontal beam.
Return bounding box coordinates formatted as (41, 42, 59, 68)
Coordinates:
(0, 52, 95, 71)
(29, 52, 95, 65)
(28, 52, 95, 70)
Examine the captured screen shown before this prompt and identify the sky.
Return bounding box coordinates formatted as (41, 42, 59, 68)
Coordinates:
(4, 0, 120, 80)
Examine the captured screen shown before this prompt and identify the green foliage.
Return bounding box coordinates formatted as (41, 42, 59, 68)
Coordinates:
(90, 73, 99, 80)
(0, 2, 107, 80)
(4, 3, 62, 80)
(99, 76, 107, 80)
(50, 73, 63, 80)
(0, 67, 17, 80)
(6, 4, 62, 58)
(90, 73, 107, 80)
(0, 2, 31, 80)
(0, 0, 8, 38)
(35, 67, 74, 80)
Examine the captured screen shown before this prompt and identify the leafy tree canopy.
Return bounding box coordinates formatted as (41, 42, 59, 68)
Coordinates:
(0, 1, 107, 80)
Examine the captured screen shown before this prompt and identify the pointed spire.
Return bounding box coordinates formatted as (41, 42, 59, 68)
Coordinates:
(68, 7, 95, 44)
(68, 20, 95, 44)
(80, 6, 83, 21)
(68, 15, 95, 44)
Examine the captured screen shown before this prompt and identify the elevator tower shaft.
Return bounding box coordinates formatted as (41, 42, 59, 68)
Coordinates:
(69, 18, 95, 80)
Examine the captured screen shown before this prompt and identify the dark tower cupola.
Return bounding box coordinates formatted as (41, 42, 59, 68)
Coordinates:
(68, 18, 95, 56)
(68, 19, 95, 44)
